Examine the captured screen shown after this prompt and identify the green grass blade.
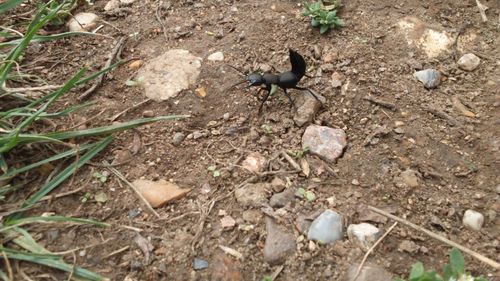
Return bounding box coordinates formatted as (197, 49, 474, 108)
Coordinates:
(11, 227, 53, 255)
(0, 143, 95, 181)
(0, 269, 7, 281)
(2, 249, 107, 281)
(2, 216, 109, 232)
(20, 136, 113, 209)
(0, 246, 60, 259)
(0, 32, 97, 48)
(43, 115, 190, 140)
(0, 0, 25, 15)
(0, 101, 93, 119)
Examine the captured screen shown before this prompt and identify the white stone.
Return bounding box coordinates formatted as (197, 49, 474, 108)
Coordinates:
(104, 0, 120, 11)
(347, 223, 382, 251)
(307, 210, 343, 244)
(207, 51, 224, 62)
(68, 13, 99, 32)
(457, 53, 481, 71)
(138, 49, 202, 101)
(462, 209, 484, 231)
(241, 152, 266, 173)
(398, 17, 453, 58)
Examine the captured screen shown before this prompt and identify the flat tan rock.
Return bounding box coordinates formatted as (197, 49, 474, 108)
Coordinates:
(132, 179, 190, 208)
(138, 49, 202, 101)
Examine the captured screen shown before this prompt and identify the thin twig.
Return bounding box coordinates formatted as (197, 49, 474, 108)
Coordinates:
(67, 109, 106, 130)
(2, 84, 63, 93)
(78, 37, 126, 101)
(353, 222, 398, 281)
(270, 265, 284, 281)
(157, 211, 200, 223)
(108, 99, 151, 122)
(368, 205, 500, 270)
(424, 106, 461, 127)
(475, 0, 488, 22)
(103, 246, 130, 259)
(155, 1, 169, 41)
(103, 160, 160, 218)
(1, 250, 13, 281)
(39, 186, 85, 202)
(363, 95, 397, 111)
(280, 151, 301, 171)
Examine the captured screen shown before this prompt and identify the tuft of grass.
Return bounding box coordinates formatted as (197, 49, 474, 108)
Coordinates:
(0, 1, 188, 280)
(303, 1, 344, 34)
(394, 248, 488, 281)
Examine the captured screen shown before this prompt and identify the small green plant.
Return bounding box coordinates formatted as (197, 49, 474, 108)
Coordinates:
(287, 146, 310, 159)
(297, 187, 316, 201)
(262, 277, 273, 281)
(207, 165, 220, 177)
(92, 171, 108, 183)
(303, 1, 344, 34)
(394, 248, 487, 281)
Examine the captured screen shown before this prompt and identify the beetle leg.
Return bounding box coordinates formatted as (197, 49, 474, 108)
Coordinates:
(283, 88, 297, 110)
(293, 86, 322, 103)
(258, 89, 272, 114)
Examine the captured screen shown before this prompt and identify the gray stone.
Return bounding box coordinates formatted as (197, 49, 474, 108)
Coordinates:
(269, 188, 295, 208)
(138, 49, 202, 101)
(302, 125, 347, 163)
(270, 177, 286, 193)
(193, 258, 209, 270)
(263, 218, 296, 265)
(234, 183, 268, 208)
(457, 53, 480, 71)
(293, 93, 323, 127)
(414, 69, 441, 89)
(345, 262, 393, 281)
(347, 223, 382, 251)
(172, 132, 185, 146)
(462, 209, 484, 231)
(400, 169, 419, 187)
(398, 240, 419, 253)
(307, 210, 343, 244)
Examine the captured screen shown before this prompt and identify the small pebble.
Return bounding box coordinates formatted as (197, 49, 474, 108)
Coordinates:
(193, 258, 209, 270)
(142, 110, 154, 117)
(307, 210, 343, 244)
(457, 53, 481, 71)
(172, 132, 185, 146)
(68, 13, 99, 32)
(207, 51, 224, 62)
(462, 209, 484, 231)
(413, 69, 441, 89)
(223, 113, 230, 121)
(347, 223, 381, 251)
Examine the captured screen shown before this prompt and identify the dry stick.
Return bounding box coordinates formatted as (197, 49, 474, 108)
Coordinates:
(368, 206, 500, 270)
(2, 84, 63, 93)
(270, 265, 284, 281)
(280, 151, 301, 171)
(103, 246, 130, 259)
(363, 95, 397, 111)
(475, 0, 488, 22)
(103, 161, 161, 219)
(1, 250, 13, 281)
(78, 37, 126, 101)
(353, 222, 398, 281)
(155, 0, 169, 41)
(424, 106, 461, 127)
(67, 109, 106, 130)
(108, 99, 151, 122)
(39, 186, 85, 202)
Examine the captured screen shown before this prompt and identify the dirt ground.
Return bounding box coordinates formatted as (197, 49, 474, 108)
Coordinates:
(3, 0, 500, 280)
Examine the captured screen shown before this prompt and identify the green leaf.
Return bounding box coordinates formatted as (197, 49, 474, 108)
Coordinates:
(311, 18, 320, 27)
(207, 165, 216, 171)
(3, 215, 109, 231)
(442, 264, 454, 280)
(0, 269, 8, 281)
(449, 248, 465, 275)
(409, 262, 424, 281)
(0, 0, 25, 15)
(212, 170, 221, 177)
(319, 24, 330, 34)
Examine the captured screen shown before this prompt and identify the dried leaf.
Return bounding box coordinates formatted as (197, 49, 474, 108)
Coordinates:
(299, 158, 310, 177)
(195, 87, 207, 98)
(130, 132, 142, 155)
(134, 234, 154, 265)
(132, 179, 191, 208)
(452, 97, 475, 118)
